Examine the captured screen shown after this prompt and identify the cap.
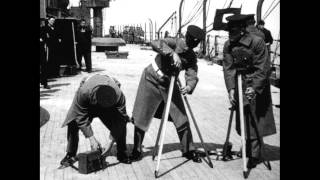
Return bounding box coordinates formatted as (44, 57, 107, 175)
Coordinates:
(226, 14, 256, 29)
(187, 25, 206, 41)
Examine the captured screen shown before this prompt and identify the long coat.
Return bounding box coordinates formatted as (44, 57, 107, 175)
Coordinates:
(222, 33, 276, 139)
(44, 25, 61, 76)
(61, 74, 129, 137)
(132, 38, 199, 132)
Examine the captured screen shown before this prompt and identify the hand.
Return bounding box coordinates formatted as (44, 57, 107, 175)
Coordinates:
(102, 138, 115, 156)
(58, 39, 62, 43)
(89, 136, 102, 151)
(180, 85, 191, 95)
(172, 52, 182, 69)
(40, 38, 43, 42)
(245, 87, 256, 100)
(109, 134, 114, 141)
(228, 89, 236, 106)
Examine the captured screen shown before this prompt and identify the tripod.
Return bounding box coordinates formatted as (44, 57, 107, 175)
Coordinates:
(222, 72, 272, 178)
(237, 73, 249, 178)
(215, 106, 236, 161)
(153, 75, 213, 178)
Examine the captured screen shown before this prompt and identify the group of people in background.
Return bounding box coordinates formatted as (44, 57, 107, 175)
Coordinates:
(122, 26, 145, 44)
(40, 17, 92, 89)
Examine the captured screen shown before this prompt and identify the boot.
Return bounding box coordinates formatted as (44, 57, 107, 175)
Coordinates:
(130, 126, 145, 162)
(177, 126, 202, 163)
(182, 150, 202, 163)
(60, 153, 77, 167)
(117, 151, 132, 164)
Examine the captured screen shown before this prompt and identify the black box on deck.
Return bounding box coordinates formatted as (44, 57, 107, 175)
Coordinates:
(77, 150, 106, 174)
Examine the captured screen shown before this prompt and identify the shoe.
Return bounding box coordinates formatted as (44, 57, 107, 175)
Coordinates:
(60, 154, 77, 167)
(129, 150, 143, 162)
(117, 153, 132, 164)
(182, 150, 202, 163)
(247, 157, 261, 169)
(85, 69, 92, 73)
(43, 85, 51, 89)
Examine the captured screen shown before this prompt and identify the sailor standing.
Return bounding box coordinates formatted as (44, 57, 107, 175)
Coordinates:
(222, 14, 277, 168)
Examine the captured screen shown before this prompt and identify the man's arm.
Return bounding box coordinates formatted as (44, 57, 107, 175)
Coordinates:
(76, 114, 94, 138)
(72, 91, 94, 138)
(222, 41, 237, 106)
(150, 38, 177, 56)
(250, 38, 270, 94)
(222, 41, 236, 92)
(76, 114, 102, 150)
(267, 30, 273, 45)
(183, 51, 199, 94)
(87, 26, 93, 39)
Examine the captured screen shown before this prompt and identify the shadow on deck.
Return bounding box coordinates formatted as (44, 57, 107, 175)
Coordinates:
(40, 83, 71, 100)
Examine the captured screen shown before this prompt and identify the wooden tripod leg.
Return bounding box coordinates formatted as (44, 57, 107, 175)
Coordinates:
(177, 79, 213, 168)
(237, 74, 248, 178)
(154, 75, 176, 178)
(222, 107, 234, 159)
(182, 94, 214, 168)
(152, 116, 165, 160)
(71, 22, 79, 68)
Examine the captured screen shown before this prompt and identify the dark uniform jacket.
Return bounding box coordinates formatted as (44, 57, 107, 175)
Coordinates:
(61, 74, 129, 137)
(223, 33, 276, 139)
(76, 26, 92, 52)
(260, 27, 273, 53)
(44, 25, 61, 49)
(132, 38, 198, 132)
(261, 28, 273, 45)
(40, 26, 47, 59)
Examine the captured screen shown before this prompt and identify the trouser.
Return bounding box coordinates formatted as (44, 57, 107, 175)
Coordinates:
(132, 123, 195, 154)
(77, 49, 92, 71)
(40, 47, 48, 86)
(66, 113, 127, 156)
(47, 46, 60, 77)
(246, 137, 264, 159)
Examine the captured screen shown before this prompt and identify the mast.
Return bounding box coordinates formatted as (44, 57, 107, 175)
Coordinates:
(202, 0, 207, 55)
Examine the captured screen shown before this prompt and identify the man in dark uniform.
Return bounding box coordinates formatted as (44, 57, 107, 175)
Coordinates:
(40, 18, 50, 89)
(129, 27, 134, 44)
(44, 17, 62, 78)
(109, 26, 116, 38)
(76, 19, 92, 72)
(130, 25, 205, 163)
(257, 20, 274, 53)
(60, 74, 132, 167)
(222, 14, 276, 168)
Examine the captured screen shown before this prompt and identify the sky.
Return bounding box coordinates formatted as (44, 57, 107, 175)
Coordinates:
(69, 0, 279, 40)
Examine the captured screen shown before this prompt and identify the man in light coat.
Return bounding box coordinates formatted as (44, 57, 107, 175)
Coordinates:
(130, 25, 205, 163)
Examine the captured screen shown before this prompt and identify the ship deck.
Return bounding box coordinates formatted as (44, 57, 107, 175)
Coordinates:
(40, 44, 280, 180)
